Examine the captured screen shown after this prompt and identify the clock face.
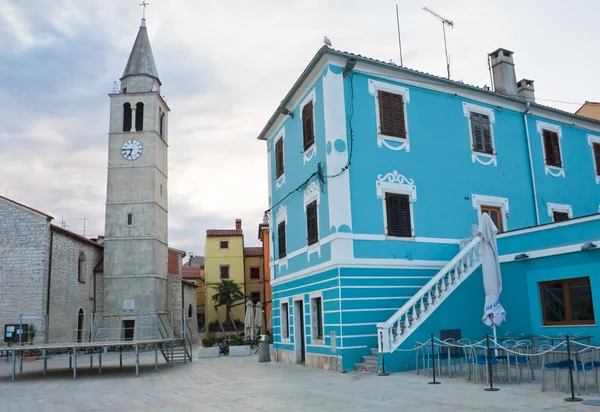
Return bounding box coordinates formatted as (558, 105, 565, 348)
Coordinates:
(121, 139, 143, 161)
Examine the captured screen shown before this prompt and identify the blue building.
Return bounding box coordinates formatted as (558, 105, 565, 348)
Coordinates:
(257, 46, 600, 373)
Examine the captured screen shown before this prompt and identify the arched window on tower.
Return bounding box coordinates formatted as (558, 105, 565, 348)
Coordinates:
(188, 304, 193, 319)
(160, 111, 166, 138)
(127, 213, 133, 226)
(135, 102, 144, 131)
(123, 103, 132, 132)
(77, 251, 86, 283)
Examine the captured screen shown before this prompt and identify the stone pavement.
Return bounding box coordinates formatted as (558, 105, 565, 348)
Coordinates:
(0, 346, 594, 411)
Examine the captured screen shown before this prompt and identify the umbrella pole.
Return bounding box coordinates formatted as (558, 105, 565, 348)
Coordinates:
(493, 325, 498, 357)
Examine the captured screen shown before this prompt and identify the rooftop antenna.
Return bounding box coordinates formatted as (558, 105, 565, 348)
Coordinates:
(77, 217, 88, 237)
(423, 6, 454, 79)
(395, 5, 404, 67)
(60, 216, 70, 229)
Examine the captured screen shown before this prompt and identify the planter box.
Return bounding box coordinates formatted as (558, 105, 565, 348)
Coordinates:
(198, 346, 220, 358)
(229, 345, 251, 357)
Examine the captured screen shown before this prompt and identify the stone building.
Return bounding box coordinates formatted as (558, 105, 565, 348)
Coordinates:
(0, 17, 196, 345)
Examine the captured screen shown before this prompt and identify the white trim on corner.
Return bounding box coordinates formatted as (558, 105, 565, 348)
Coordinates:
(463, 102, 497, 167)
(588, 134, 600, 184)
(497, 214, 600, 238)
(547, 202, 573, 220)
(499, 239, 600, 263)
(274, 127, 286, 189)
(537, 121, 565, 178)
(368, 78, 411, 152)
(472, 194, 509, 231)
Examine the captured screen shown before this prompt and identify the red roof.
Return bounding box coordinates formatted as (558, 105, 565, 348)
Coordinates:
(206, 229, 243, 237)
(244, 247, 263, 257)
(0, 195, 53, 221)
(182, 266, 202, 279)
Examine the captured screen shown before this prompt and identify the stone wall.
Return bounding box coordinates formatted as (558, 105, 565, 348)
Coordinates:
(273, 349, 341, 372)
(47, 230, 103, 343)
(0, 200, 51, 344)
(183, 281, 198, 342)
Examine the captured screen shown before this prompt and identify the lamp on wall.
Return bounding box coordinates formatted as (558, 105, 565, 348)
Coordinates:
(581, 242, 597, 251)
(514, 253, 529, 261)
(277, 107, 294, 119)
(343, 58, 357, 77)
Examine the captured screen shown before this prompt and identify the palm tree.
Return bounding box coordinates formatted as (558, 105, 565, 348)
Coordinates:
(208, 280, 244, 325)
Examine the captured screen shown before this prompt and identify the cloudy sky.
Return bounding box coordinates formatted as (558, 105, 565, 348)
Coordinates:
(1, 0, 598, 254)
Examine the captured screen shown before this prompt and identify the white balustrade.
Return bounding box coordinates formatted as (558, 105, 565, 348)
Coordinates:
(377, 236, 482, 353)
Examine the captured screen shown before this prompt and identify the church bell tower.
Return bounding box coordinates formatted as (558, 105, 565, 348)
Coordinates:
(103, 17, 169, 319)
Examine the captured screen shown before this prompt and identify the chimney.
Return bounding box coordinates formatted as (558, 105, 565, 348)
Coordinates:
(489, 48, 517, 96)
(235, 219, 242, 230)
(262, 212, 269, 225)
(517, 79, 535, 103)
(97, 235, 105, 245)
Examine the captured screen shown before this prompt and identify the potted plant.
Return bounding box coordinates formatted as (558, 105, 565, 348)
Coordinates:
(198, 337, 220, 358)
(228, 336, 251, 357)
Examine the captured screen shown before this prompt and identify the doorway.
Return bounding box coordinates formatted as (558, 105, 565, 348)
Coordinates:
(77, 309, 84, 342)
(481, 205, 504, 233)
(293, 299, 306, 364)
(123, 320, 135, 341)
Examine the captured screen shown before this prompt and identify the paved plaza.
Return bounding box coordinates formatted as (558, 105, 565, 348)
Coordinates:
(0, 346, 596, 411)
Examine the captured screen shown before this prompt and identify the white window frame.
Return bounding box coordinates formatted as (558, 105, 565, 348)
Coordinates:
(368, 79, 411, 152)
(309, 292, 325, 345)
(274, 127, 286, 189)
(536, 121, 565, 178)
(588, 134, 600, 184)
(276, 205, 288, 270)
(547, 202, 573, 221)
(301, 89, 317, 164)
(304, 181, 321, 260)
(463, 102, 497, 167)
(280, 301, 290, 342)
(376, 171, 417, 238)
(472, 194, 509, 232)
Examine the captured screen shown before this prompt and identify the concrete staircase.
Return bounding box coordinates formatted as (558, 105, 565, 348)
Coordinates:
(354, 348, 379, 373)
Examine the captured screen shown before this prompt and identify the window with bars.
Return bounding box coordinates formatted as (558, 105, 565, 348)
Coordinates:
(593, 142, 600, 176)
(275, 138, 284, 179)
(385, 193, 412, 237)
(302, 101, 315, 150)
(552, 211, 570, 222)
(470, 112, 494, 155)
(378, 90, 406, 138)
(219, 265, 230, 280)
(306, 200, 319, 245)
(219, 240, 229, 249)
(543, 129, 563, 168)
(277, 221, 287, 258)
(540, 277, 594, 325)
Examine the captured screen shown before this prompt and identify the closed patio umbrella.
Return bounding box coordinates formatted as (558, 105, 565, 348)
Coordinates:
(244, 300, 255, 340)
(478, 213, 506, 342)
(254, 302, 265, 337)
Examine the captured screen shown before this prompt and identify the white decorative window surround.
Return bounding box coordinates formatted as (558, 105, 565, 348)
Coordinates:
(276, 205, 288, 270)
(301, 89, 317, 165)
(463, 102, 497, 167)
(536, 121, 565, 178)
(368, 79, 411, 152)
(588, 134, 600, 184)
(309, 292, 325, 345)
(547, 202, 573, 219)
(280, 302, 290, 342)
(274, 127, 286, 189)
(304, 181, 321, 260)
(472, 194, 509, 231)
(377, 171, 417, 238)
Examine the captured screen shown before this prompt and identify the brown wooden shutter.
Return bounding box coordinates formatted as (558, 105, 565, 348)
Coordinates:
(593, 143, 600, 175)
(277, 221, 286, 258)
(302, 102, 315, 150)
(275, 139, 284, 178)
(306, 201, 319, 245)
(543, 130, 562, 167)
(378, 90, 406, 138)
(385, 193, 412, 237)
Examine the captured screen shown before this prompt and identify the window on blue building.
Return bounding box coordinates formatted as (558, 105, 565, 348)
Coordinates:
(552, 211, 570, 222)
(311, 296, 324, 340)
(481, 205, 504, 233)
(302, 101, 315, 150)
(540, 277, 594, 326)
(385, 193, 412, 237)
(470, 112, 494, 155)
(592, 143, 600, 176)
(275, 138, 284, 178)
(542, 129, 563, 168)
(378, 91, 406, 138)
(306, 200, 319, 245)
(281, 302, 289, 339)
(277, 221, 287, 258)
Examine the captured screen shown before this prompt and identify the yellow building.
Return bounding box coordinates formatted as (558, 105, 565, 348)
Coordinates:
(244, 247, 264, 305)
(204, 219, 245, 330)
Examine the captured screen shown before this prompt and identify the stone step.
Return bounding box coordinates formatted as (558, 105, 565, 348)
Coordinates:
(355, 362, 379, 373)
(362, 355, 378, 365)
(370, 348, 378, 356)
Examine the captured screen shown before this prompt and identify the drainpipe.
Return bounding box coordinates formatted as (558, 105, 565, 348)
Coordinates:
(45, 227, 54, 344)
(523, 102, 541, 225)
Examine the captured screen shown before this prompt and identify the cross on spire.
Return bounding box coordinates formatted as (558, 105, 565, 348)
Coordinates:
(139, 1, 150, 19)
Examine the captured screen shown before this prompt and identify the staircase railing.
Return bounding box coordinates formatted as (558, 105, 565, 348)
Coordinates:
(185, 321, 193, 361)
(377, 236, 482, 353)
